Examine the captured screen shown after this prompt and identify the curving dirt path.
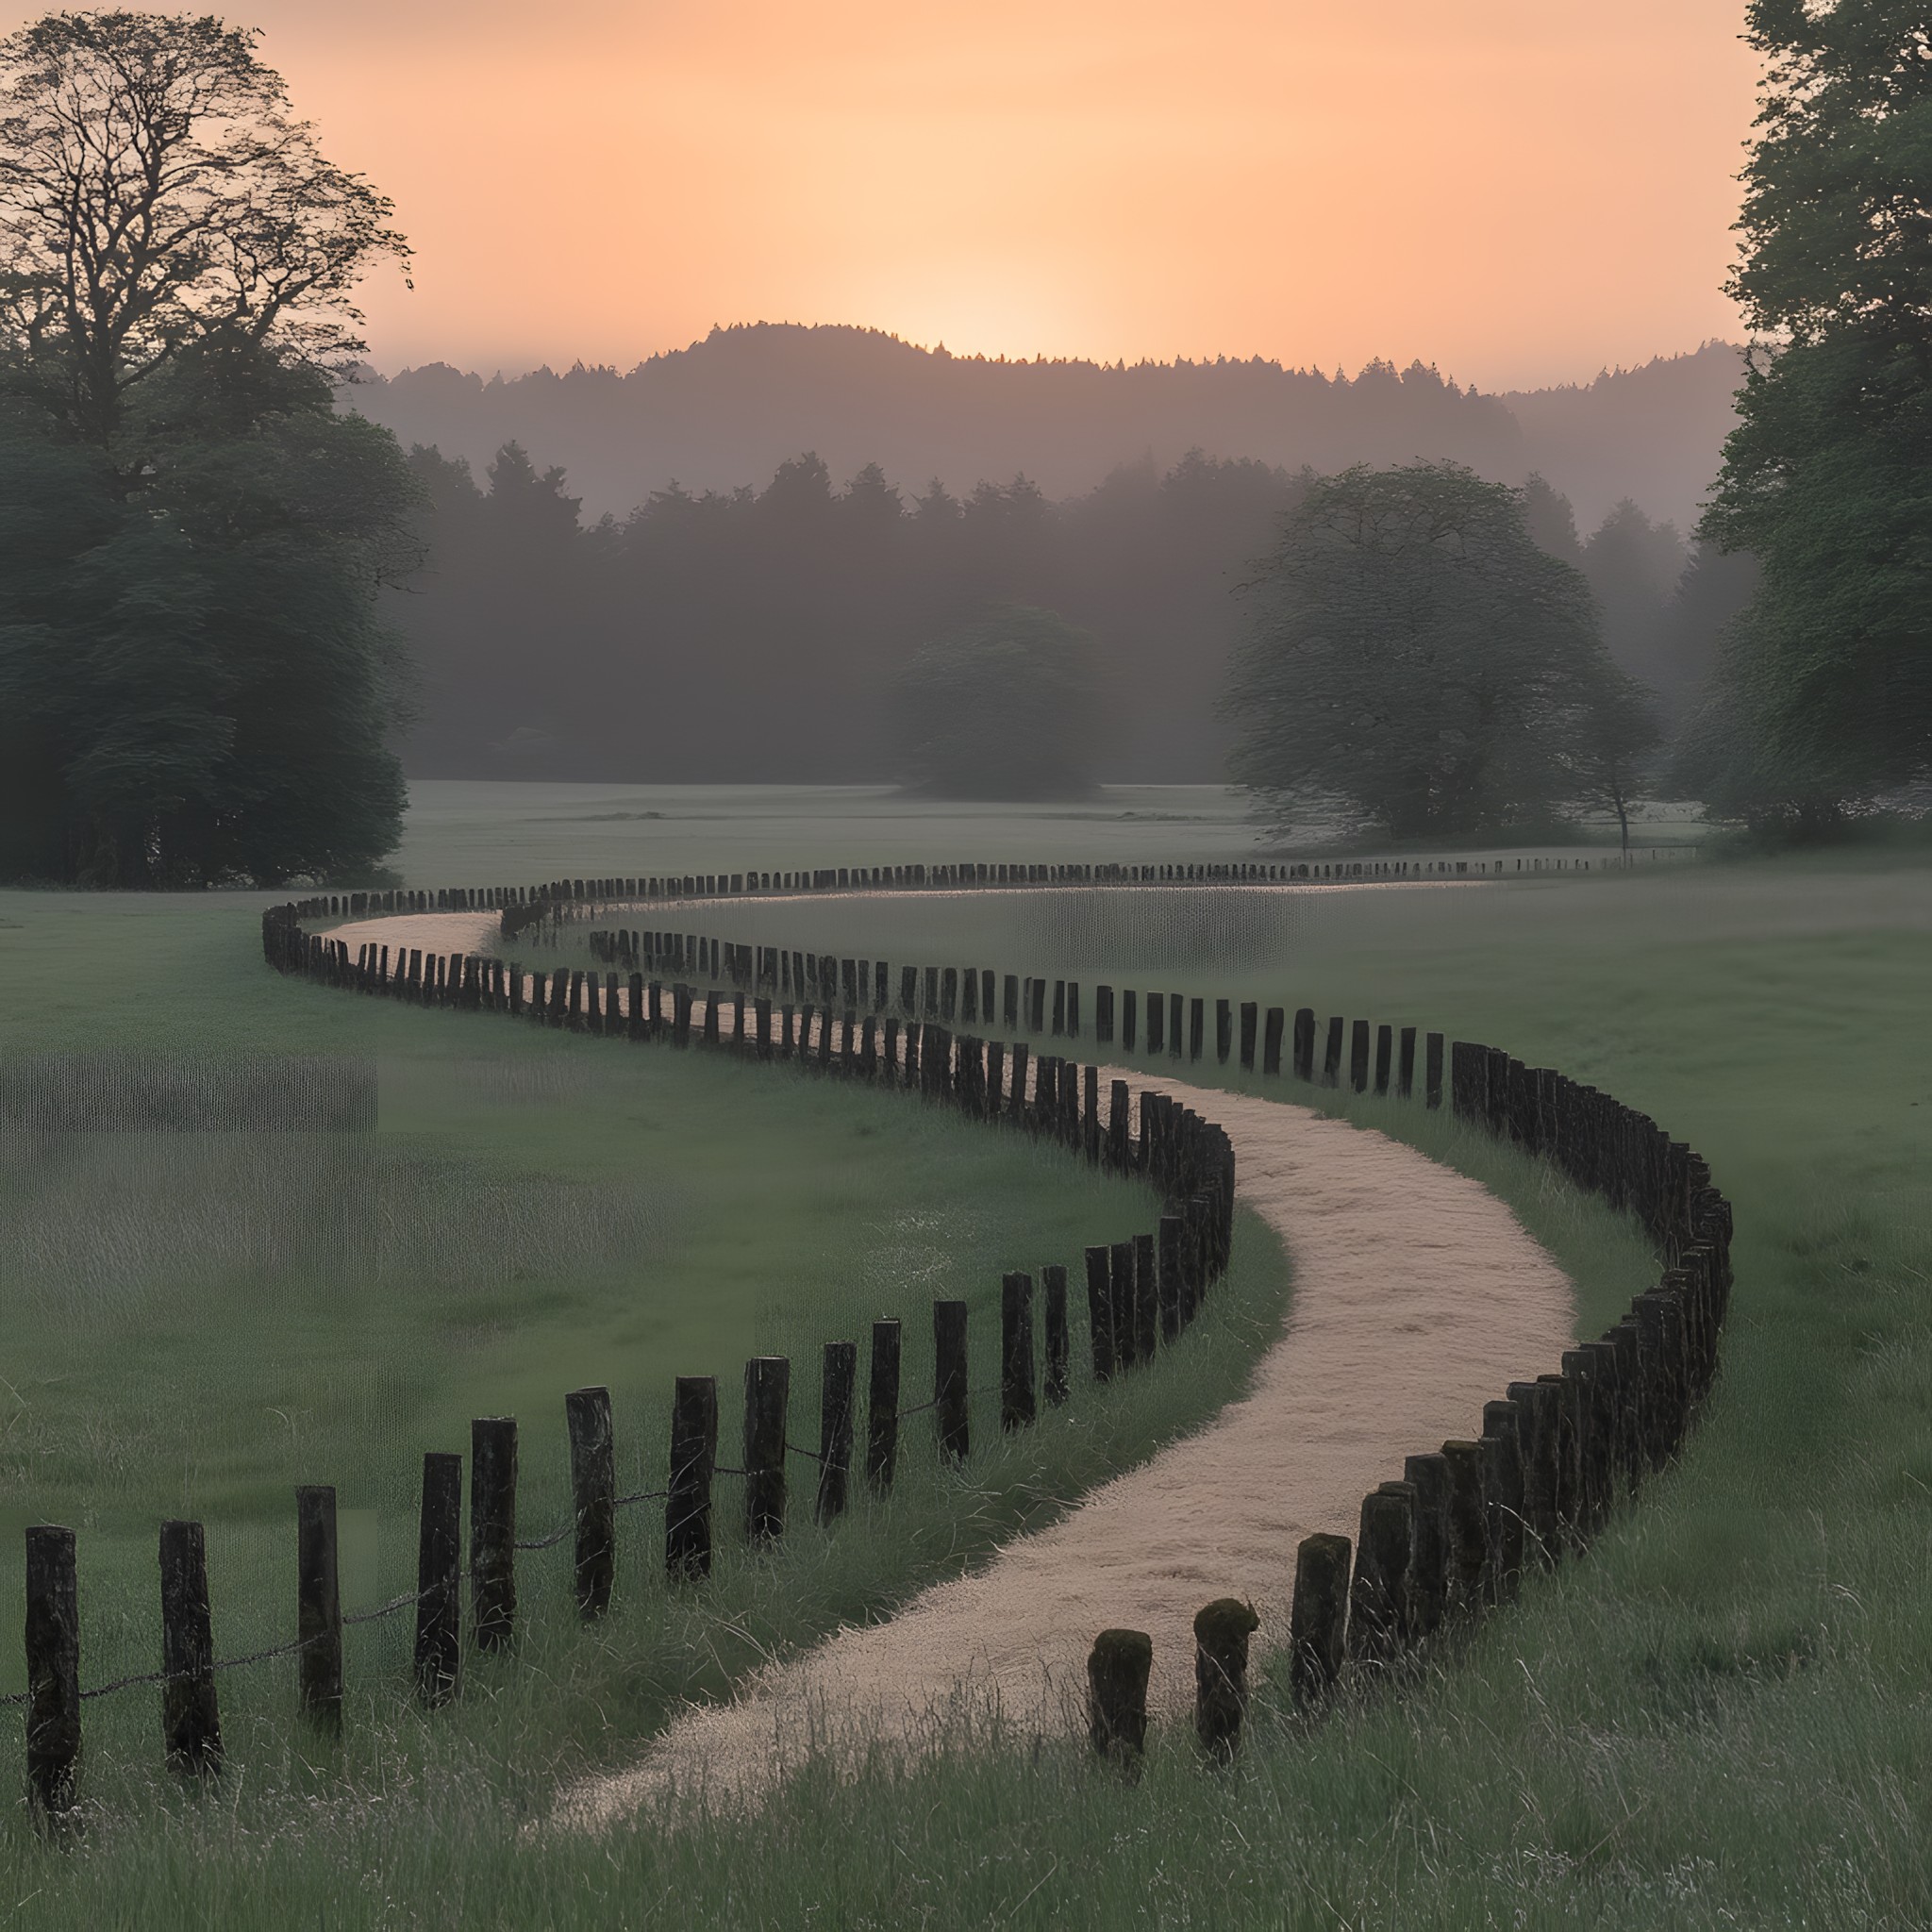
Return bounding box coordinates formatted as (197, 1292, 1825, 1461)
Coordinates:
(320, 908, 1575, 1823)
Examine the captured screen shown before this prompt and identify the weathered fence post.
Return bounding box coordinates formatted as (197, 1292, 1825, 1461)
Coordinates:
(1194, 1598, 1259, 1764)
(1133, 1231, 1158, 1361)
(1398, 1024, 1417, 1099)
(866, 1319, 903, 1492)
(666, 1376, 718, 1580)
(296, 1485, 343, 1728)
(1085, 1244, 1115, 1380)
(1109, 1241, 1136, 1370)
(1347, 1484, 1413, 1668)
(414, 1451, 462, 1705)
(1481, 1400, 1525, 1600)
(1263, 1006, 1284, 1075)
(158, 1520, 222, 1777)
(934, 1300, 969, 1462)
(1001, 1273, 1037, 1430)
(470, 1418, 518, 1653)
(1292, 1007, 1315, 1080)
(24, 1525, 81, 1822)
(1289, 1531, 1351, 1706)
(1425, 1031, 1445, 1108)
(1088, 1629, 1153, 1775)
(565, 1388, 616, 1620)
(1439, 1440, 1490, 1616)
(1042, 1263, 1070, 1405)
(1402, 1452, 1451, 1640)
(743, 1357, 791, 1545)
(817, 1341, 858, 1525)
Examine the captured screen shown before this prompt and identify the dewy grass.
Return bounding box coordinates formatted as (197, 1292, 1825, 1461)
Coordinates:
(2, 828, 1926, 1927)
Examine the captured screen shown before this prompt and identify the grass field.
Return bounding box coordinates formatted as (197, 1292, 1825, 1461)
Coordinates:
(0, 871, 1291, 1895)
(3, 788, 1924, 1926)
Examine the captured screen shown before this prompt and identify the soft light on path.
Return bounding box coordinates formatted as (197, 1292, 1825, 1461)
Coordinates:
(319, 908, 1575, 1824)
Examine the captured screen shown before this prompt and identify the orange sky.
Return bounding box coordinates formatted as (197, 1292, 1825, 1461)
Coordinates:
(12, 0, 1762, 388)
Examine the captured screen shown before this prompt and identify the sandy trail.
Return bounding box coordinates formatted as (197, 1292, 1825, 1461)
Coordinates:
(319, 909, 1574, 1823)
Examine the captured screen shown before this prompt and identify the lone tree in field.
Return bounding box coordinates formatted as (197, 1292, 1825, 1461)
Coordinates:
(890, 607, 1100, 799)
(1685, 2, 1932, 834)
(0, 11, 419, 887)
(1226, 461, 1655, 840)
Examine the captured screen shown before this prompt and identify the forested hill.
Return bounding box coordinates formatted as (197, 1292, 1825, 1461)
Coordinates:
(341, 325, 1744, 532)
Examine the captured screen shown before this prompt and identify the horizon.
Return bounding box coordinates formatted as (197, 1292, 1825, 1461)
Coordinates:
(356, 324, 1748, 397)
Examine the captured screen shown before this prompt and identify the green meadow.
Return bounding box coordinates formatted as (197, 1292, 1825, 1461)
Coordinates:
(1, 783, 1925, 1927)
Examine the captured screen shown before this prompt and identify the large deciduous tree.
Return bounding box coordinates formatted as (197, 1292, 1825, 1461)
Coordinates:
(1225, 461, 1652, 840)
(0, 9, 408, 451)
(1690, 1, 1932, 830)
(0, 12, 418, 886)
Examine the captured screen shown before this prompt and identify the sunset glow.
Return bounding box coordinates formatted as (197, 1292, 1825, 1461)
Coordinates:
(0, 0, 1760, 385)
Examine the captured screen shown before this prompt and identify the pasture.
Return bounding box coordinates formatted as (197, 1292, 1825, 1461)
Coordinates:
(1, 783, 1924, 1927)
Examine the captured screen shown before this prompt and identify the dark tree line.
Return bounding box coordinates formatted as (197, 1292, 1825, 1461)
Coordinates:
(389, 438, 1740, 791)
(389, 444, 1302, 785)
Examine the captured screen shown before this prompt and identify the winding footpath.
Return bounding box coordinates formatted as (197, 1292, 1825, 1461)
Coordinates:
(323, 908, 1575, 1824)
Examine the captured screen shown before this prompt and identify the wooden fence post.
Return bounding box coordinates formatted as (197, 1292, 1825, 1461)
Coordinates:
(1374, 1024, 1392, 1096)
(24, 1525, 81, 1822)
(1425, 1031, 1445, 1108)
(1087, 1629, 1153, 1774)
(414, 1451, 462, 1705)
(1042, 1264, 1070, 1406)
(1288, 1531, 1350, 1706)
(1000, 1273, 1037, 1430)
(1194, 1598, 1259, 1764)
(470, 1418, 518, 1653)
(1439, 1440, 1490, 1615)
(1291, 1006, 1315, 1079)
(1215, 999, 1233, 1064)
(666, 1376, 718, 1580)
(866, 1320, 902, 1493)
(1402, 1452, 1451, 1640)
(1349, 1019, 1371, 1092)
(934, 1300, 969, 1462)
(159, 1519, 222, 1775)
(1189, 997, 1206, 1060)
(1085, 1244, 1114, 1380)
(1347, 1485, 1413, 1668)
(1133, 1231, 1158, 1361)
(817, 1341, 858, 1525)
(1158, 1214, 1184, 1342)
(743, 1357, 791, 1545)
(565, 1388, 616, 1620)
(1480, 1399, 1525, 1600)
(1239, 1002, 1257, 1072)
(296, 1485, 343, 1728)
(1398, 1025, 1417, 1099)
(1109, 1241, 1136, 1370)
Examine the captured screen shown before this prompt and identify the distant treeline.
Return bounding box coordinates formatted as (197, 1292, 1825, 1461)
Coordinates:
(391, 442, 1754, 787)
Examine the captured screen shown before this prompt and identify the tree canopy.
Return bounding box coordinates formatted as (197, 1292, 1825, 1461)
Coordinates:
(1225, 461, 1654, 840)
(1690, 1, 1932, 829)
(0, 9, 408, 451)
(0, 11, 417, 886)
